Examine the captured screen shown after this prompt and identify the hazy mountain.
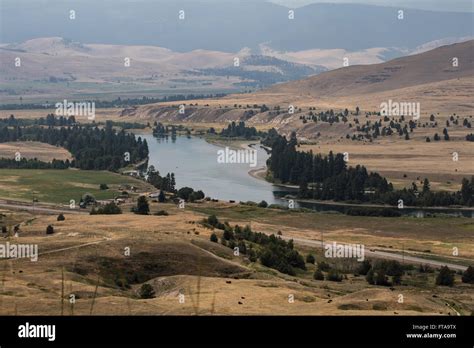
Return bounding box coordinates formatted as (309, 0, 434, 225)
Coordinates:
(1, 1, 472, 52)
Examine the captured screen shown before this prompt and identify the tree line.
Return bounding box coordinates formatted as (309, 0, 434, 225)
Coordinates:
(0, 121, 148, 171)
(266, 132, 473, 207)
(208, 121, 265, 140)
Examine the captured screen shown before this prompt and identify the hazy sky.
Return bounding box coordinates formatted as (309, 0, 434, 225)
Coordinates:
(269, 0, 473, 12)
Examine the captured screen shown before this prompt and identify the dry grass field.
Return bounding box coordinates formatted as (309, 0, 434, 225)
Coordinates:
(0, 201, 472, 316)
(300, 139, 474, 191)
(0, 142, 72, 162)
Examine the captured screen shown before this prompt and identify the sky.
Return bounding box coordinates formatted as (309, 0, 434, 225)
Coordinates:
(269, 0, 474, 12)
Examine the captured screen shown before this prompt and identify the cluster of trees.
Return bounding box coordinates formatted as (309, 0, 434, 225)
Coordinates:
(90, 202, 122, 215)
(266, 132, 474, 207)
(0, 158, 69, 169)
(146, 166, 176, 193)
(152, 122, 178, 137)
(359, 260, 404, 286)
(313, 261, 344, 282)
(1, 114, 76, 127)
(0, 121, 149, 171)
(206, 215, 306, 275)
(208, 121, 264, 140)
(177, 187, 205, 202)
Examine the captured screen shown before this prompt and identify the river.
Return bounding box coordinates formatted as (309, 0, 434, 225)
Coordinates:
(140, 134, 473, 218)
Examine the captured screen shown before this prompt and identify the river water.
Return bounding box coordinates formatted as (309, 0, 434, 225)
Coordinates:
(141, 134, 290, 204)
(140, 134, 473, 218)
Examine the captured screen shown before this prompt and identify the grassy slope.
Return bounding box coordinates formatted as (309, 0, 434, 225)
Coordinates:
(0, 169, 153, 204)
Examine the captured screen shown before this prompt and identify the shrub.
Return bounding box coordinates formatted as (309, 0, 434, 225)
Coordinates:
(210, 233, 218, 243)
(91, 202, 122, 215)
(461, 266, 474, 284)
(317, 261, 330, 272)
(177, 187, 194, 201)
(46, 225, 54, 234)
(436, 266, 454, 286)
(306, 254, 315, 264)
(258, 200, 268, 208)
(326, 270, 343, 282)
(313, 269, 324, 280)
(356, 260, 372, 275)
(133, 196, 150, 215)
(57, 213, 65, 221)
(99, 184, 109, 190)
(138, 284, 155, 299)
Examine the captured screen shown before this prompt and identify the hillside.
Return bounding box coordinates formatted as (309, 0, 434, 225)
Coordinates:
(129, 40, 474, 121)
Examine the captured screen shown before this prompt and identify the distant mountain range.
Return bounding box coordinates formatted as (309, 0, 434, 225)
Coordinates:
(1, 1, 472, 52)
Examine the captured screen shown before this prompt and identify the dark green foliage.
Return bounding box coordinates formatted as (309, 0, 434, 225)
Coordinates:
(158, 190, 166, 203)
(356, 260, 372, 275)
(138, 284, 155, 299)
(317, 261, 330, 272)
(461, 266, 474, 284)
(133, 196, 150, 215)
(210, 233, 218, 243)
(57, 213, 65, 221)
(313, 269, 324, 280)
(216, 121, 265, 140)
(326, 269, 343, 282)
(0, 120, 148, 171)
(306, 254, 315, 264)
(99, 184, 109, 190)
(177, 187, 205, 202)
(258, 200, 268, 208)
(267, 132, 472, 207)
(147, 167, 176, 193)
(436, 266, 455, 286)
(216, 218, 306, 275)
(90, 202, 122, 215)
(46, 225, 54, 234)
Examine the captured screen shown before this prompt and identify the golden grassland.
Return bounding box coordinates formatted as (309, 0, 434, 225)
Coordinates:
(0, 201, 472, 316)
(0, 142, 72, 162)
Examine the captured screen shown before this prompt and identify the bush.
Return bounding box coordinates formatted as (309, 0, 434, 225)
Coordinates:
(133, 196, 150, 215)
(1, 226, 6, 233)
(326, 270, 343, 282)
(46, 225, 54, 234)
(57, 213, 65, 221)
(436, 266, 454, 286)
(306, 254, 315, 264)
(356, 260, 372, 275)
(91, 202, 122, 215)
(317, 261, 330, 272)
(461, 266, 474, 284)
(138, 284, 155, 299)
(313, 269, 324, 280)
(177, 187, 194, 201)
(258, 200, 268, 208)
(99, 184, 109, 190)
(248, 249, 258, 262)
(210, 233, 218, 243)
